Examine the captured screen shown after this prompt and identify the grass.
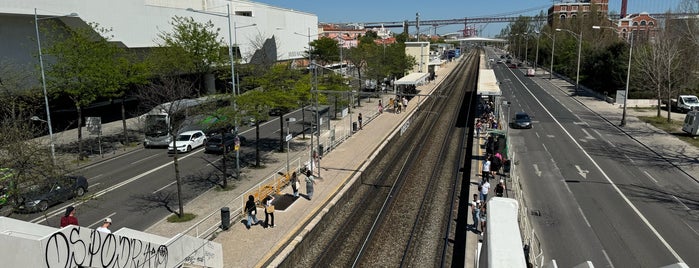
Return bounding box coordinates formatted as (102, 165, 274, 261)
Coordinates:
(638, 116, 699, 147)
(166, 213, 197, 223)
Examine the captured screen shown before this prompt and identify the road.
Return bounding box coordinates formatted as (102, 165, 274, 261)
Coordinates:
(487, 47, 699, 267)
(11, 108, 312, 232)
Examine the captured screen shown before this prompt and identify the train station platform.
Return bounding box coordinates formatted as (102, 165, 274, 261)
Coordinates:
(141, 57, 463, 267)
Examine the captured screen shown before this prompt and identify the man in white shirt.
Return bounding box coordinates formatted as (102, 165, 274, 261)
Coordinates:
(96, 218, 112, 234)
(480, 180, 490, 202)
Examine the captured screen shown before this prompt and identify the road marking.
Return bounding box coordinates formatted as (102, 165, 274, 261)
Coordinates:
(89, 183, 101, 189)
(131, 153, 161, 165)
(153, 181, 177, 194)
(671, 195, 691, 211)
(533, 164, 542, 177)
(30, 149, 203, 224)
(581, 129, 595, 140)
(624, 154, 635, 165)
(605, 139, 617, 148)
(602, 249, 615, 268)
(511, 69, 686, 263)
(92, 174, 103, 179)
(681, 219, 699, 238)
(574, 121, 589, 126)
(88, 212, 116, 229)
(542, 144, 549, 153)
(575, 165, 589, 179)
(643, 171, 658, 184)
(578, 207, 591, 228)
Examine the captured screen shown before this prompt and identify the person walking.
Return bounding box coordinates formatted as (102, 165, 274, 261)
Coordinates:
(402, 96, 408, 110)
(60, 206, 78, 227)
(290, 171, 299, 198)
(475, 120, 482, 138)
(358, 113, 363, 130)
(305, 169, 316, 200)
(480, 179, 490, 202)
(470, 194, 481, 229)
(378, 99, 384, 114)
(495, 179, 506, 197)
(264, 195, 275, 228)
(482, 157, 491, 181)
(245, 195, 260, 229)
(480, 203, 487, 234)
(389, 98, 395, 113)
(96, 218, 112, 234)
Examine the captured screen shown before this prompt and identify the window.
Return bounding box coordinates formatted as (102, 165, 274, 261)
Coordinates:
(633, 21, 639, 26)
(572, 6, 578, 11)
(235, 11, 252, 17)
(560, 14, 566, 20)
(561, 6, 567, 11)
(584, 6, 589, 11)
(649, 21, 655, 26)
(640, 21, 647, 26)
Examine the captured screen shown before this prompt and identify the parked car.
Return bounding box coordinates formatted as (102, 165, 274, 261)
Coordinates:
(16, 175, 88, 213)
(168, 130, 207, 153)
(512, 112, 532, 129)
(526, 68, 536, 76)
(205, 133, 247, 154)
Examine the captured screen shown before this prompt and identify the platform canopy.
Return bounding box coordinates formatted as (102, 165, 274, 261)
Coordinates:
(395, 72, 429, 85)
(477, 69, 501, 96)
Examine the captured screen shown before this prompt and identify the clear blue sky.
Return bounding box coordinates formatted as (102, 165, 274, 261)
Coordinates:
(255, 0, 683, 37)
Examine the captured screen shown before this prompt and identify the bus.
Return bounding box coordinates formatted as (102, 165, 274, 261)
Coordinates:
(143, 99, 206, 148)
(477, 197, 527, 268)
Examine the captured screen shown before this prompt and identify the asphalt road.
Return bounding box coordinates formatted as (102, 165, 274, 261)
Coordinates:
(489, 49, 699, 267)
(12, 108, 311, 232)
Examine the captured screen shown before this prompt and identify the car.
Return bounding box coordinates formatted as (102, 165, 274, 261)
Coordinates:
(512, 112, 532, 129)
(205, 133, 247, 154)
(526, 68, 535, 76)
(168, 130, 207, 153)
(16, 175, 88, 213)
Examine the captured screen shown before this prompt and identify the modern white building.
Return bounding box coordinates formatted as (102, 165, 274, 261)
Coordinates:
(0, 0, 318, 88)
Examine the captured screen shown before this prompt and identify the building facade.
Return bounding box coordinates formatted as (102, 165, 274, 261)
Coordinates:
(547, 0, 609, 26)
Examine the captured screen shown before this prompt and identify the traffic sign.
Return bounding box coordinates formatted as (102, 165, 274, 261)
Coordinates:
(285, 134, 293, 142)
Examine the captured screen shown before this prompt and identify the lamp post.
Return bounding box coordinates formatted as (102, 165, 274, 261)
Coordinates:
(294, 28, 317, 173)
(538, 31, 555, 79)
(285, 117, 296, 173)
(556, 28, 582, 94)
(534, 31, 541, 71)
(233, 22, 256, 95)
(593, 25, 634, 126)
(34, 8, 79, 165)
(187, 4, 240, 179)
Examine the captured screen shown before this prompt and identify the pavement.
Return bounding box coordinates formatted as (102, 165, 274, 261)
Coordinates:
(31, 57, 699, 268)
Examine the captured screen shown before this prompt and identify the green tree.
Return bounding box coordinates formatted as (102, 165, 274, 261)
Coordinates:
(310, 37, 340, 66)
(152, 16, 227, 93)
(111, 50, 151, 146)
(44, 23, 121, 161)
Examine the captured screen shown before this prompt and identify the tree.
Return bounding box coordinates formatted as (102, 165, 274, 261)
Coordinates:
(309, 37, 340, 66)
(110, 50, 151, 146)
(152, 16, 227, 94)
(0, 60, 40, 122)
(137, 76, 197, 218)
(43, 23, 122, 161)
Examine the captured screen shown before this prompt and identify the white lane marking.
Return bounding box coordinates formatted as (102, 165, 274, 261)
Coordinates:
(581, 129, 595, 140)
(575, 165, 589, 179)
(578, 207, 592, 228)
(574, 121, 589, 126)
(671, 195, 691, 211)
(131, 153, 161, 165)
(681, 219, 699, 238)
(153, 181, 177, 194)
(602, 249, 615, 268)
(30, 149, 203, 224)
(643, 171, 658, 184)
(533, 164, 542, 177)
(624, 154, 635, 165)
(206, 158, 223, 167)
(511, 70, 686, 263)
(535, 132, 541, 139)
(542, 144, 549, 153)
(89, 182, 101, 189)
(605, 139, 617, 148)
(89, 212, 116, 229)
(92, 174, 103, 179)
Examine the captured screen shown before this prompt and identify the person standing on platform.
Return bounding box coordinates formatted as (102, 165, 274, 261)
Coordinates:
(264, 195, 275, 228)
(470, 194, 481, 229)
(480, 203, 488, 234)
(60, 206, 78, 227)
(480, 179, 490, 202)
(482, 157, 491, 181)
(305, 169, 316, 200)
(290, 171, 299, 198)
(495, 179, 506, 197)
(378, 99, 384, 114)
(245, 195, 260, 229)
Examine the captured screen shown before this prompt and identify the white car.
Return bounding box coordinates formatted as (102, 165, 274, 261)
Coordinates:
(168, 130, 207, 153)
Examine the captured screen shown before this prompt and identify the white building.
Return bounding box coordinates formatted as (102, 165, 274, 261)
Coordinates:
(0, 0, 318, 87)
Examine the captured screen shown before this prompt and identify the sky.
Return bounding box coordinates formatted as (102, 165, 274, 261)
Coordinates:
(254, 0, 685, 37)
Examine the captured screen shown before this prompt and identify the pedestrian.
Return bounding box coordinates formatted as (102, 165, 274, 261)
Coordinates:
(290, 171, 299, 198)
(60, 206, 78, 227)
(475, 121, 482, 138)
(395, 97, 401, 114)
(358, 113, 363, 130)
(389, 98, 395, 113)
(264, 195, 275, 228)
(470, 194, 481, 229)
(378, 99, 384, 114)
(96, 218, 112, 234)
(480, 179, 490, 202)
(305, 169, 316, 200)
(245, 195, 260, 229)
(480, 203, 487, 234)
(482, 157, 491, 181)
(491, 155, 501, 178)
(402, 96, 408, 110)
(495, 179, 506, 197)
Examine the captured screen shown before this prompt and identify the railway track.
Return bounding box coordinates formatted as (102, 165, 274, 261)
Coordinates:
(277, 49, 480, 268)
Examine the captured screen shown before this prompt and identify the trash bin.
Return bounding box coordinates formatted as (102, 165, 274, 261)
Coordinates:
(220, 207, 230, 230)
(353, 122, 358, 132)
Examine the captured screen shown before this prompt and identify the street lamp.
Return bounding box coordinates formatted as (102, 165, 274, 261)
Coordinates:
(534, 31, 542, 71)
(233, 22, 256, 95)
(187, 4, 240, 179)
(34, 8, 79, 165)
(285, 117, 296, 173)
(593, 25, 634, 126)
(555, 28, 582, 94)
(294, 28, 321, 174)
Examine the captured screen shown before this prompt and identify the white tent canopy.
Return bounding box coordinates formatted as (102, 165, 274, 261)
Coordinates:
(395, 72, 429, 85)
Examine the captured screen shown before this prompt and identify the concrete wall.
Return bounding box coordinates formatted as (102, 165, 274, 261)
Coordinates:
(405, 42, 430, 73)
(0, 217, 222, 268)
(0, 0, 317, 88)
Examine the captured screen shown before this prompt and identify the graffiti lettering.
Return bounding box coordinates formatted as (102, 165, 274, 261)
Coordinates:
(45, 227, 168, 268)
